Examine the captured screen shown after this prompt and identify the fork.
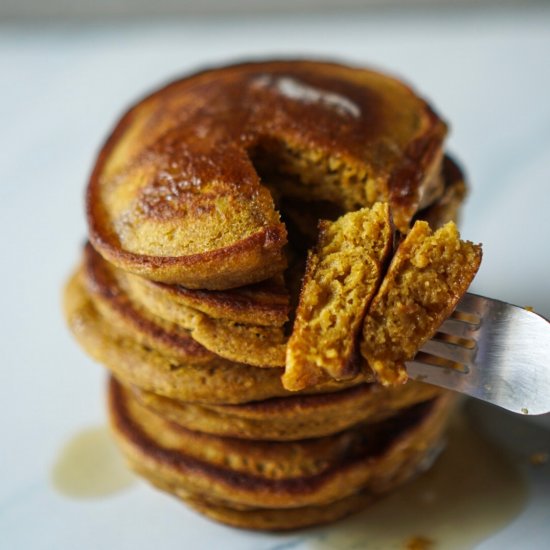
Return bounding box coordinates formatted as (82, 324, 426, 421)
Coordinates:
(405, 293, 550, 415)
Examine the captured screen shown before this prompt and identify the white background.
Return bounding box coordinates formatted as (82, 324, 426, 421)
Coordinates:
(1, 3, 549, 549)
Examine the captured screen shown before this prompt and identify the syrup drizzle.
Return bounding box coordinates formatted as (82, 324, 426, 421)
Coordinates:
(51, 426, 135, 498)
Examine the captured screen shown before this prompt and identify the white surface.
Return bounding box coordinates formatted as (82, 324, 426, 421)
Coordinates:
(1, 5, 550, 549)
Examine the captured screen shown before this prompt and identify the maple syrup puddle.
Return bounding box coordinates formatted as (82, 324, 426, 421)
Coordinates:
(311, 413, 528, 549)
(51, 426, 136, 498)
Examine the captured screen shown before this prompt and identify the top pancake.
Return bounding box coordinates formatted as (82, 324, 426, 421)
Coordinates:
(88, 60, 447, 289)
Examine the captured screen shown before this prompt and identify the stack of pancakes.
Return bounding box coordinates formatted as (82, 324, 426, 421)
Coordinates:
(64, 60, 470, 530)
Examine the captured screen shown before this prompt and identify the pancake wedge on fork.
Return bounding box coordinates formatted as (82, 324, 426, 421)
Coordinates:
(284, 203, 393, 391)
(361, 221, 482, 386)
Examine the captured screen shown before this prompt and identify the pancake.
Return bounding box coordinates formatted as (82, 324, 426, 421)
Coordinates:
(361, 221, 482, 386)
(82, 243, 215, 364)
(415, 155, 467, 230)
(284, 203, 393, 391)
(63, 270, 372, 404)
(82, 243, 287, 367)
(88, 60, 446, 289)
(191, 315, 287, 367)
(133, 379, 442, 441)
(153, 483, 379, 531)
(124, 273, 290, 327)
(109, 378, 455, 520)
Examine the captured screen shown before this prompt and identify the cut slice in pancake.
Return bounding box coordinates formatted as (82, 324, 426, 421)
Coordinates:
(63, 270, 371, 404)
(108, 378, 455, 521)
(133, 379, 442, 441)
(284, 203, 393, 391)
(88, 60, 446, 288)
(361, 221, 482, 385)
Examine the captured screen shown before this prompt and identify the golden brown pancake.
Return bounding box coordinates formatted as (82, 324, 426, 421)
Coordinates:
(124, 273, 290, 327)
(415, 156, 467, 230)
(361, 221, 482, 385)
(284, 203, 393, 391)
(133, 379, 442, 441)
(63, 270, 372, 404)
(88, 60, 446, 289)
(108, 378, 456, 528)
(156, 484, 379, 531)
(82, 243, 215, 364)
(82, 244, 287, 367)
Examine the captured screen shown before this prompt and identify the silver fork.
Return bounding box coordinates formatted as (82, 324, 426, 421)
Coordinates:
(406, 293, 550, 415)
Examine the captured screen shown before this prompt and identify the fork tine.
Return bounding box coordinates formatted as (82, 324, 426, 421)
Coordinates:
(406, 359, 467, 390)
(419, 339, 476, 367)
(437, 317, 480, 339)
(454, 293, 490, 317)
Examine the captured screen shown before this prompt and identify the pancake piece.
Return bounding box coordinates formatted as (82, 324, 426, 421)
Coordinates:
(108, 378, 456, 527)
(191, 316, 287, 367)
(284, 203, 393, 391)
(63, 270, 371, 404)
(361, 221, 482, 386)
(134, 380, 442, 441)
(88, 60, 446, 288)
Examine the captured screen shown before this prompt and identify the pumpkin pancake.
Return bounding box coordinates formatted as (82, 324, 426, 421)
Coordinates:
(108, 378, 456, 524)
(133, 379, 442, 441)
(153, 484, 379, 531)
(124, 273, 290, 327)
(415, 155, 467, 230)
(82, 243, 214, 364)
(88, 60, 446, 289)
(82, 244, 287, 367)
(63, 270, 371, 404)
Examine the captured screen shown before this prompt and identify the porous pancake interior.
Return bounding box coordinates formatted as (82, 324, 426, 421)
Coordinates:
(361, 221, 482, 385)
(284, 203, 393, 391)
